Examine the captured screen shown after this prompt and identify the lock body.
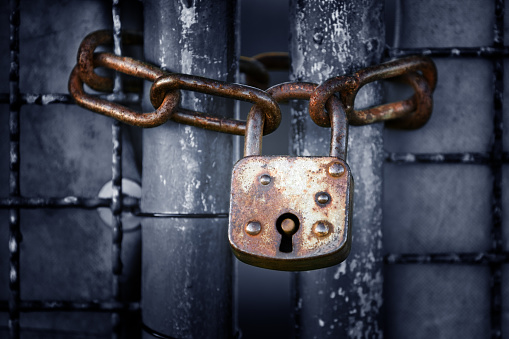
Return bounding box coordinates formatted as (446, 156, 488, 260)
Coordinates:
(228, 155, 353, 271)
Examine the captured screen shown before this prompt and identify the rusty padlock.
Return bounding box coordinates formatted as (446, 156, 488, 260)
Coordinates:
(228, 83, 353, 271)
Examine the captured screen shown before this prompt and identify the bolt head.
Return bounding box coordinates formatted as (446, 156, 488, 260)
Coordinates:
(245, 221, 262, 236)
(313, 221, 330, 237)
(259, 174, 271, 185)
(328, 162, 345, 178)
(316, 192, 330, 204)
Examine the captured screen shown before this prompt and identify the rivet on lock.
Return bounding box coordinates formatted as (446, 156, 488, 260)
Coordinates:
(228, 83, 353, 271)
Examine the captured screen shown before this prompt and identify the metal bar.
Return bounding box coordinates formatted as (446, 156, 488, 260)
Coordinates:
(111, 1, 124, 338)
(111, 119, 123, 338)
(385, 252, 509, 265)
(141, 1, 237, 338)
(8, 0, 21, 338)
(490, 1, 504, 338)
(0, 300, 140, 313)
(385, 152, 507, 164)
(388, 46, 509, 58)
(0, 196, 139, 209)
(289, 1, 384, 337)
(134, 212, 228, 219)
(0, 327, 127, 337)
(0, 93, 71, 105)
(0, 93, 140, 105)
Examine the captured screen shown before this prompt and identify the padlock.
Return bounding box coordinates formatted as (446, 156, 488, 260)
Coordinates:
(228, 83, 353, 271)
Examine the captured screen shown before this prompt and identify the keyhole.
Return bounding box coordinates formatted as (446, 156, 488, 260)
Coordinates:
(276, 213, 300, 253)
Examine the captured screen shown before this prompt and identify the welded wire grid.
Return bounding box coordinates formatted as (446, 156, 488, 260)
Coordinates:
(0, 1, 508, 339)
(0, 0, 140, 338)
(384, 0, 508, 338)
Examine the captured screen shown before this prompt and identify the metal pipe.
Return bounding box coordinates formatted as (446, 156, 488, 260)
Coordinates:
(141, 1, 237, 338)
(289, 0, 385, 337)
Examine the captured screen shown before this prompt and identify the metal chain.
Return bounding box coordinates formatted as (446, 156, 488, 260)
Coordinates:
(68, 30, 437, 135)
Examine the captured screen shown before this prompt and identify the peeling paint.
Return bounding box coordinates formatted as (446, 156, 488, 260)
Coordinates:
(9, 237, 17, 252)
(141, 1, 236, 334)
(179, 2, 198, 75)
(290, 0, 384, 337)
(334, 261, 347, 279)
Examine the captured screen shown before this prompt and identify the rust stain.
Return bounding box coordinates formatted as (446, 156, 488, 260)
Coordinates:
(228, 157, 353, 271)
(70, 31, 435, 133)
(309, 55, 437, 129)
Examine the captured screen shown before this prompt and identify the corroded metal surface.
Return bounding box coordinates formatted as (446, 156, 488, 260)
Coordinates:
(77, 29, 144, 92)
(150, 72, 281, 135)
(70, 45, 283, 134)
(140, 0, 237, 338)
(68, 65, 176, 128)
(69, 30, 435, 135)
(289, 0, 385, 337)
(231, 80, 353, 271)
(245, 81, 349, 159)
(229, 156, 353, 271)
(309, 55, 437, 128)
(385, 72, 433, 129)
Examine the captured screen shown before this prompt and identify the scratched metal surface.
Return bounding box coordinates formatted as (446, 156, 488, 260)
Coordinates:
(289, 0, 385, 337)
(140, 0, 236, 338)
(229, 156, 352, 271)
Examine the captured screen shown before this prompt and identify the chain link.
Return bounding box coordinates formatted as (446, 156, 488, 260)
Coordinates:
(68, 30, 437, 135)
(244, 82, 347, 158)
(309, 55, 437, 128)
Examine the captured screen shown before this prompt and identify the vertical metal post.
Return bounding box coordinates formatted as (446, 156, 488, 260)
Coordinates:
(8, 0, 21, 338)
(111, 1, 124, 338)
(490, 1, 504, 337)
(141, 1, 237, 338)
(289, 1, 385, 337)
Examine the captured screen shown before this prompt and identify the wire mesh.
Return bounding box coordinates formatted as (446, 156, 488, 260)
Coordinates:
(383, 1, 507, 338)
(1, 1, 141, 338)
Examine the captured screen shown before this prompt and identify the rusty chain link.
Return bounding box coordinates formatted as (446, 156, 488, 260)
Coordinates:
(244, 82, 348, 158)
(68, 30, 437, 136)
(309, 55, 437, 129)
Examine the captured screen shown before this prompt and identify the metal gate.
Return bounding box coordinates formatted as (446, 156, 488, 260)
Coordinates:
(1, 0, 508, 338)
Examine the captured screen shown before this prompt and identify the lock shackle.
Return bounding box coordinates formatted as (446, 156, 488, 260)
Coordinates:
(244, 82, 348, 159)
